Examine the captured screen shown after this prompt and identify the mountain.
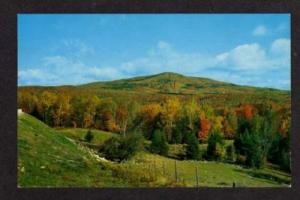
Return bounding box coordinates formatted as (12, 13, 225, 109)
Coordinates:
(18, 72, 290, 106)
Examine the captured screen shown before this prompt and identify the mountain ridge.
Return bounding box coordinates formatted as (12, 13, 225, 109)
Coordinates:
(18, 72, 290, 93)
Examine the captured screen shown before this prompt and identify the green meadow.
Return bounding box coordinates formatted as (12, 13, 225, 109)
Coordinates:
(18, 113, 290, 187)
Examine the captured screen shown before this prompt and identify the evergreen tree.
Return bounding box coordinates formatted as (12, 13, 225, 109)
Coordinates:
(150, 129, 169, 156)
(185, 132, 200, 160)
(207, 129, 225, 160)
(84, 129, 94, 142)
(268, 130, 290, 172)
(235, 115, 274, 169)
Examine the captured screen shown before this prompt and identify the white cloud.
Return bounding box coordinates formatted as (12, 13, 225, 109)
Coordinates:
(216, 43, 269, 70)
(216, 52, 229, 62)
(18, 39, 291, 89)
(19, 56, 123, 86)
(253, 25, 268, 36)
(270, 38, 290, 56)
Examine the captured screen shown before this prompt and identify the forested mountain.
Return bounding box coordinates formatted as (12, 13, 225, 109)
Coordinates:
(19, 72, 290, 107)
(18, 72, 291, 177)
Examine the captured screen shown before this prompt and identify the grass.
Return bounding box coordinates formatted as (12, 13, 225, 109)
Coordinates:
(127, 152, 291, 187)
(18, 114, 291, 187)
(18, 113, 130, 187)
(57, 128, 117, 145)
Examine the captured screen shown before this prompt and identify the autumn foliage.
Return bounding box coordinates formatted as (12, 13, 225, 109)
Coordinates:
(198, 118, 211, 141)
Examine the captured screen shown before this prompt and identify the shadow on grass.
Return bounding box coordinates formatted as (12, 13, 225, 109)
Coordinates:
(234, 168, 290, 185)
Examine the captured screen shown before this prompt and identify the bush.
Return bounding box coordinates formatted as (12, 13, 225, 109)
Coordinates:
(206, 130, 225, 161)
(225, 144, 235, 163)
(84, 129, 94, 142)
(100, 134, 143, 162)
(150, 130, 169, 156)
(185, 132, 200, 160)
(236, 154, 246, 165)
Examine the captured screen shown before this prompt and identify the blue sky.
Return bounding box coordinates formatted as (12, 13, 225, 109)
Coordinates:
(18, 14, 290, 90)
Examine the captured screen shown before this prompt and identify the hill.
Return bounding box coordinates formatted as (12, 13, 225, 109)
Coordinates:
(18, 72, 290, 107)
(17, 113, 130, 187)
(80, 72, 283, 93)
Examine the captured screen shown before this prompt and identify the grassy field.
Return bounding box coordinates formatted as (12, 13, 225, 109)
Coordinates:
(58, 127, 291, 187)
(56, 128, 117, 145)
(124, 153, 290, 187)
(18, 113, 291, 187)
(18, 113, 131, 187)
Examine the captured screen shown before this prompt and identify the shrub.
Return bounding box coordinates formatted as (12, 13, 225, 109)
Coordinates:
(150, 130, 169, 156)
(185, 132, 200, 160)
(100, 134, 143, 162)
(84, 129, 94, 142)
(206, 130, 225, 161)
(236, 154, 246, 165)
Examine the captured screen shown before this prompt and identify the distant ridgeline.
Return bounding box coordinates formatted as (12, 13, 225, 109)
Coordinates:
(18, 72, 290, 139)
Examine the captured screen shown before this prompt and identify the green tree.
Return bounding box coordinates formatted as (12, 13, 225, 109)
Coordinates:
(207, 129, 225, 161)
(84, 129, 94, 143)
(100, 133, 143, 162)
(268, 130, 290, 171)
(185, 132, 200, 160)
(171, 114, 189, 144)
(235, 115, 274, 169)
(150, 129, 169, 156)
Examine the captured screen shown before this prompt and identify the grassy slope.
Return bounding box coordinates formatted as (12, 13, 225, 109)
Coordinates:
(58, 128, 291, 187)
(18, 114, 291, 188)
(56, 128, 117, 145)
(130, 153, 290, 187)
(17, 113, 130, 187)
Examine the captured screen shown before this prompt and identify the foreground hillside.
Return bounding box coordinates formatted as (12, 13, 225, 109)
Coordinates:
(17, 113, 130, 187)
(18, 113, 291, 187)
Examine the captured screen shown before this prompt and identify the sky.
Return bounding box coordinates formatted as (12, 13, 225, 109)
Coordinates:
(18, 14, 291, 90)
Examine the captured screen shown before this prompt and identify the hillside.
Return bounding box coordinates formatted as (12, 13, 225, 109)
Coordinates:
(74, 72, 289, 99)
(18, 113, 291, 187)
(17, 113, 130, 187)
(18, 72, 290, 107)
(80, 72, 286, 94)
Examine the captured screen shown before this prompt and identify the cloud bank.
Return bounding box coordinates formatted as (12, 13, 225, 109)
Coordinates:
(18, 38, 290, 90)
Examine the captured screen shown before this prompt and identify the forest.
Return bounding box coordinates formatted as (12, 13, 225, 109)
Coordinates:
(18, 73, 291, 173)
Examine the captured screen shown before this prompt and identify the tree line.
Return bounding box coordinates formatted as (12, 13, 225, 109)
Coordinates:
(18, 90, 290, 171)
